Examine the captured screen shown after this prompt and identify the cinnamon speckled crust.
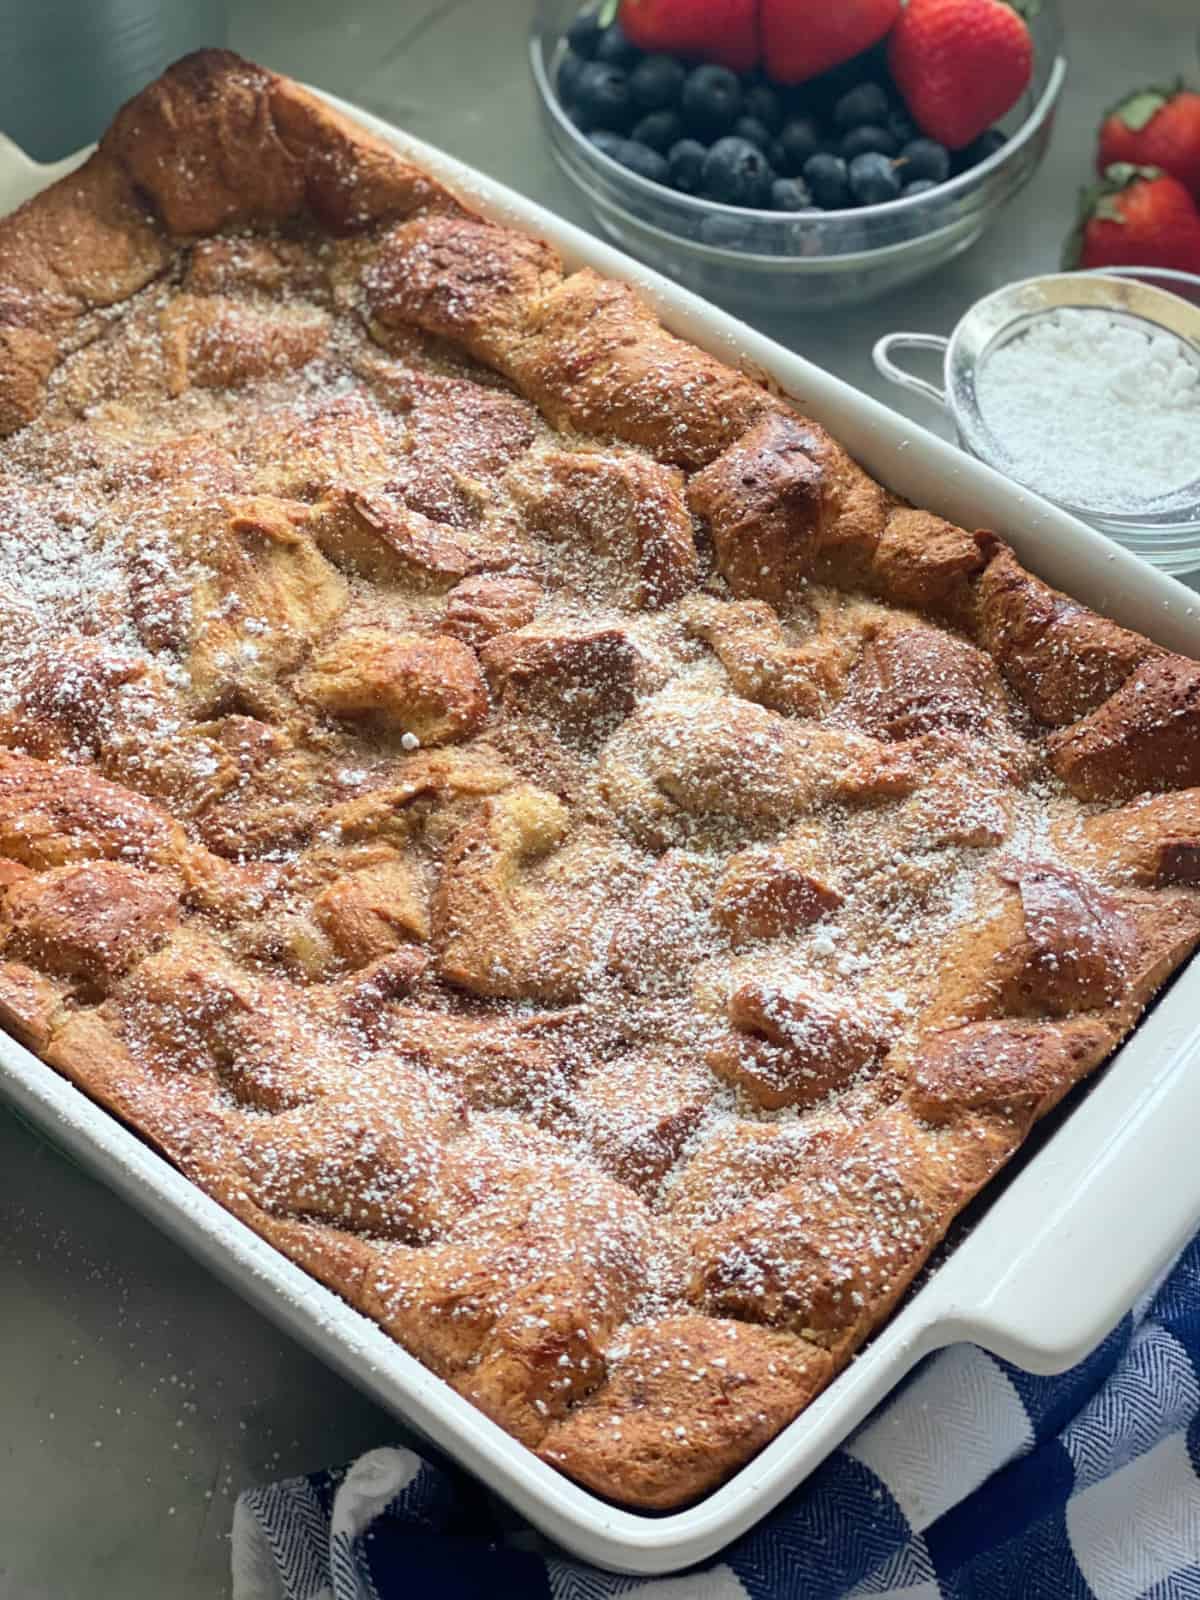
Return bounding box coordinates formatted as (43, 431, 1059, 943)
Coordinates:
(1, 50, 1199, 1514)
(974, 538, 1162, 725)
(538, 1317, 833, 1509)
(1046, 655, 1200, 801)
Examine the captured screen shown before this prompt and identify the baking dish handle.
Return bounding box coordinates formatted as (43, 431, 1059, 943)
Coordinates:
(940, 1006, 1200, 1374)
(872, 332, 949, 409)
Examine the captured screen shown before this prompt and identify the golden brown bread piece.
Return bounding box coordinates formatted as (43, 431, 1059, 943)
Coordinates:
(309, 491, 498, 589)
(0, 751, 208, 878)
(2, 48, 1199, 1513)
(241, 393, 396, 501)
(1046, 655, 1200, 801)
(711, 831, 842, 944)
(301, 627, 488, 746)
(506, 269, 775, 468)
(311, 852, 431, 964)
(870, 506, 985, 625)
(507, 446, 698, 608)
(906, 1016, 1117, 1127)
(682, 594, 862, 717)
(365, 213, 561, 368)
(363, 1161, 670, 1445)
(1068, 790, 1200, 886)
(605, 848, 721, 992)
(432, 786, 599, 1002)
(687, 412, 887, 603)
(0, 862, 179, 988)
(707, 978, 890, 1110)
(0, 327, 57, 437)
(441, 575, 542, 647)
(691, 1103, 1018, 1359)
(159, 293, 330, 394)
(539, 1318, 833, 1508)
(840, 620, 1008, 742)
(975, 538, 1162, 725)
(576, 1048, 708, 1197)
(480, 625, 644, 743)
(926, 863, 1200, 1028)
(0, 960, 65, 1052)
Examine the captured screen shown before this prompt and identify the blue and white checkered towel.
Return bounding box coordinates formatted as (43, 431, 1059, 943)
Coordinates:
(232, 1233, 1200, 1600)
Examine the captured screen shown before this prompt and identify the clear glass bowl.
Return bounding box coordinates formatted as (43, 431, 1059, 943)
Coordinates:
(529, 0, 1066, 312)
(874, 271, 1200, 574)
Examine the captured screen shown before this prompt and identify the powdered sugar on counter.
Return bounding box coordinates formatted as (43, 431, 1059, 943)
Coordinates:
(975, 307, 1200, 511)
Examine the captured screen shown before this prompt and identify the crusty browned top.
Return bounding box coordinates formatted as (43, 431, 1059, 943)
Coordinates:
(2, 50, 1200, 1512)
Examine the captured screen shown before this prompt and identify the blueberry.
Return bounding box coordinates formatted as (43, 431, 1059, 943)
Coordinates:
(594, 21, 640, 67)
(615, 138, 671, 184)
(816, 41, 890, 101)
(629, 53, 686, 110)
(902, 178, 939, 197)
(573, 62, 633, 130)
(887, 107, 919, 146)
(840, 124, 899, 160)
(682, 64, 743, 138)
(668, 137, 708, 193)
(702, 135, 774, 207)
(588, 129, 626, 160)
(959, 127, 1007, 168)
(832, 82, 891, 130)
(631, 109, 684, 152)
(733, 115, 774, 152)
(773, 117, 821, 175)
(771, 176, 814, 211)
(697, 213, 751, 249)
(558, 50, 586, 106)
(802, 152, 851, 209)
(899, 138, 950, 185)
(566, 8, 605, 59)
(743, 83, 784, 132)
(848, 151, 901, 204)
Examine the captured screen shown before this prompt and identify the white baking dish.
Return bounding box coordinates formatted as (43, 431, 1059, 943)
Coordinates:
(4, 96, 1200, 1577)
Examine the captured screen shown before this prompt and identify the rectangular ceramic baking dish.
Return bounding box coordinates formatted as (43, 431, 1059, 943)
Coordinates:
(3, 96, 1200, 1577)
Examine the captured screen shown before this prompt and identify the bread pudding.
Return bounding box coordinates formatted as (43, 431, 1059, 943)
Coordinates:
(1, 52, 1199, 1511)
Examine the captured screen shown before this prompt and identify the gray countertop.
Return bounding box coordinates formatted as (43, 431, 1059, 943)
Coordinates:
(2, 3, 1197, 1596)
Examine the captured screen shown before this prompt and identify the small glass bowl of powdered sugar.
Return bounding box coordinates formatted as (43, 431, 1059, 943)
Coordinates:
(874, 270, 1200, 573)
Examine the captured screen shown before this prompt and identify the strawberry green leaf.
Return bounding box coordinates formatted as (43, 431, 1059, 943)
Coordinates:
(1101, 161, 1165, 187)
(1093, 197, 1128, 223)
(1102, 79, 1186, 127)
(599, 0, 620, 25)
(1112, 89, 1169, 131)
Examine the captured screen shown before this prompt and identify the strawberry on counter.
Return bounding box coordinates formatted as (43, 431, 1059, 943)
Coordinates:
(1065, 163, 1200, 274)
(760, 0, 901, 86)
(620, 0, 760, 75)
(1098, 86, 1200, 203)
(888, 0, 1033, 150)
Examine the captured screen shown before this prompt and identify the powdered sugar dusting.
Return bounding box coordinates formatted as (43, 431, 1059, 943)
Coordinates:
(0, 196, 1177, 1509)
(976, 307, 1200, 510)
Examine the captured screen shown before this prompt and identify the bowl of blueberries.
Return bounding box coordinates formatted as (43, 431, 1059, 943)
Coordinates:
(530, 0, 1066, 310)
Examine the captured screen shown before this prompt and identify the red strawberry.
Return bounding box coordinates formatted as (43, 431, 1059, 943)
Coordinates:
(1097, 85, 1200, 202)
(619, 0, 760, 75)
(888, 0, 1033, 151)
(761, 0, 901, 85)
(1064, 164, 1200, 274)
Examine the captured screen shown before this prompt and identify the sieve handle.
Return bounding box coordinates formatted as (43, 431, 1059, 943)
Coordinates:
(872, 332, 950, 409)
